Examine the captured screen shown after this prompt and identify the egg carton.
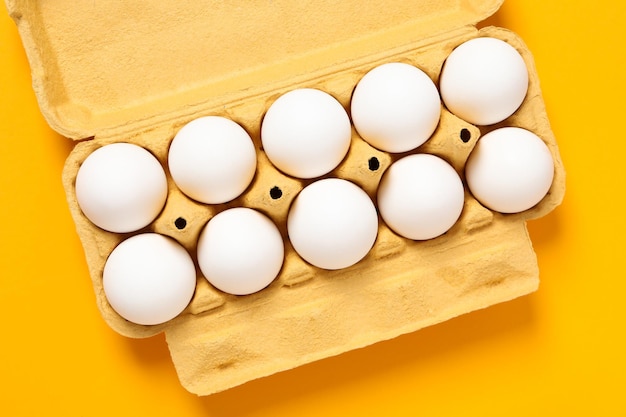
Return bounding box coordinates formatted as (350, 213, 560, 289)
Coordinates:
(7, 0, 565, 395)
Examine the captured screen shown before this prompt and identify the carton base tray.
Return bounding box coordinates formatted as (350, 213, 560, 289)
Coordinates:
(166, 216, 538, 395)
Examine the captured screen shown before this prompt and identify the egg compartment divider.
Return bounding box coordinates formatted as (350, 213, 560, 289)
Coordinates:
(6, 0, 565, 395)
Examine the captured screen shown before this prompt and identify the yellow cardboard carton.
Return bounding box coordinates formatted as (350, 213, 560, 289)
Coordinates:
(6, 0, 565, 395)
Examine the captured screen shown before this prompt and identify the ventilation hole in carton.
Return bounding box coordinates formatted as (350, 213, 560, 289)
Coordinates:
(460, 128, 471, 143)
(175, 217, 187, 230)
(368, 157, 380, 171)
(270, 186, 283, 200)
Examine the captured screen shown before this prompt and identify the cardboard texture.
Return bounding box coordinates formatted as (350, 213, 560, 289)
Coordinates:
(6, 0, 565, 395)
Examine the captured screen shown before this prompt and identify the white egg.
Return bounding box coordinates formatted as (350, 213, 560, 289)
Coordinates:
(103, 233, 197, 326)
(439, 37, 529, 126)
(465, 127, 554, 213)
(75, 143, 168, 233)
(287, 178, 378, 270)
(261, 88, 352, 178)
(197, 208, 284, 295)
(168, 116, 257, 204)
(378, 154, 464, 240)
(350, 62, 441, 153)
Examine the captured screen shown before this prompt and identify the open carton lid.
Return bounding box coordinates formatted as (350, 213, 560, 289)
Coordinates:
(7, 0, 503, 140)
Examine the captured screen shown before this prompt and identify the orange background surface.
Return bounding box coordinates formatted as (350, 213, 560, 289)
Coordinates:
(1, 1, 625, 415)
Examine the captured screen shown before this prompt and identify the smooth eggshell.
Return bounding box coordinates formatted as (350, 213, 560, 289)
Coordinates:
(103, 233, 197, 326)
(197, 207, 284, 295)
(75, 143, 168, 233)
(168, 116, 257, 204)
(261, 88, 352, 178)
(351, 62, 441, 153)
(439, 37, 529, 126)
(465, 127, 554, 213)
(378, 153, 465, 240)
(287, 178, 378, 270)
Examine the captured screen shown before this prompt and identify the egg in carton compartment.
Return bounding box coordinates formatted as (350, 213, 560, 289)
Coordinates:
(6, 0, 565, 395)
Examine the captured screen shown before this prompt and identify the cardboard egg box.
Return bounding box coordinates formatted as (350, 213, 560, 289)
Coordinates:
(7, 0, 565, 395)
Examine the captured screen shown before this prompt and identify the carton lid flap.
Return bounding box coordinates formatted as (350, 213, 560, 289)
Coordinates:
(7, 0, 503, 139)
